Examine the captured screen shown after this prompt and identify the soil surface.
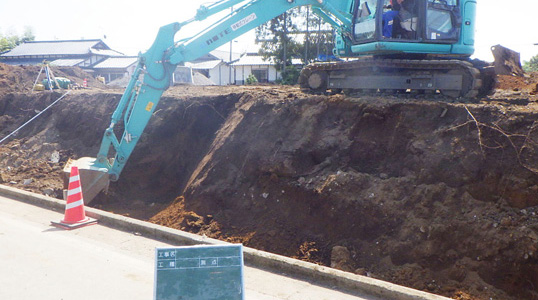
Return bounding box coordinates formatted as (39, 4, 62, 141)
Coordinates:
(1, 63, 538, 300)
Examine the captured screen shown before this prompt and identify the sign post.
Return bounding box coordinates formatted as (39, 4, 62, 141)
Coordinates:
(154, 244, 244, 300)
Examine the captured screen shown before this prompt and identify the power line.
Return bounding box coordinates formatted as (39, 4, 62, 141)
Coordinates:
(0, 91, 71, 145)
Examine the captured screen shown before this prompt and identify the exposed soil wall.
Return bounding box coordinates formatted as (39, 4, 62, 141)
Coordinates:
(1, 63, 538, 299)
(152, 93, 538, 300)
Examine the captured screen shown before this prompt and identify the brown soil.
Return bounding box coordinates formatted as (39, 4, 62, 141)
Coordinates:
(0, 63, 106, 95)
(1, 63, 538, 300)
(494, 73, 538, 98)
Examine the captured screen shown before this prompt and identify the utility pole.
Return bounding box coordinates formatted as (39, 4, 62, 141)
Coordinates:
(229, 6, 234, 85)
(304, 6, 310, 64)
(317, 15, 321, 58)
(283, 12, 288, 72)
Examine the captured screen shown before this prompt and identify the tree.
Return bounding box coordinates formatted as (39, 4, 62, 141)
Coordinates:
(299, 6, 335, 64)
(246, 74, 258, 85)
(256, 8, 302, 72)
(255, 6, 335, 85)
(0, 27, 35, 53)
(523, 54, 538, 73)
(278, 65, 300, 85)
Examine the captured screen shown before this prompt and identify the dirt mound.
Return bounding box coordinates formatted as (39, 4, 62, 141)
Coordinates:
(0, 63, 106, 94)
(2, 84, 538, 300)
(495, 73, 538, 96)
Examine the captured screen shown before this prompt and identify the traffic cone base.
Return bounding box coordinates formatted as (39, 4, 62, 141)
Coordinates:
(51, 166, 98, 230)
(51, 217, 97, 230)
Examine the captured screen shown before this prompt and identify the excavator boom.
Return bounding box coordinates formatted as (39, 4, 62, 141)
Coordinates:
(70, 0, 491, 203)
(70, 0, 353, 203)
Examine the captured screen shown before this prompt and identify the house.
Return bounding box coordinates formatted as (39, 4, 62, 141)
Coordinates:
(183, 49, 242, 86)
(0, 39, 303, 86)
(91, 56, 138, 84)
(0, 39, 244, 85)
(185, 59, 229, 85)
(231, 53, 303, 84)
(0, 39, 122, 68)
(0, 39, 141, 84)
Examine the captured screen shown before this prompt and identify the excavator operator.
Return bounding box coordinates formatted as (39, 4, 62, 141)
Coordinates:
(382, 1, 400, 38)
(384, 0, 418, 39)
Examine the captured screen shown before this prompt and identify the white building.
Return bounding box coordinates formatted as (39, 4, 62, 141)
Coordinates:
(185, 60, 229, 85)
(231, 53, 303, 84)
(183, 50, 242, 85)
(91, 56, 138, 83)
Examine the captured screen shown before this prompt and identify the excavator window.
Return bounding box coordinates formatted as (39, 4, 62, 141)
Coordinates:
(426, 0, 460, 41)
(358, 2, 372, 17)
(351, 0, 463, 44)
(353, 0, 378, 41)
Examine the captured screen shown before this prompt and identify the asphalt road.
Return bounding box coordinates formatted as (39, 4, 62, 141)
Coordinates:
(0, 194, 382, 300)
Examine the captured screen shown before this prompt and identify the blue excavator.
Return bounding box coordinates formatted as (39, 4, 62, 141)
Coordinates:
(68, 0, 496, 202)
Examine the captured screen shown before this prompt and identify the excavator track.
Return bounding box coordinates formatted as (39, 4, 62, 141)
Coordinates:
(299, 58, 493, 99)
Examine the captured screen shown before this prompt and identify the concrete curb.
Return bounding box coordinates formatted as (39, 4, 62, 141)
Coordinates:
(0, 184, 453, 300)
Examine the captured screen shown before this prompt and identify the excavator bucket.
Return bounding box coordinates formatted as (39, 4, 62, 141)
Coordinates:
(63, 157, 110, 204)
(491, 44, 525, 77)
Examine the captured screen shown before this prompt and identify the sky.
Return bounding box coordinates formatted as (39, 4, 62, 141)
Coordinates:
(0, 0, 537, 63)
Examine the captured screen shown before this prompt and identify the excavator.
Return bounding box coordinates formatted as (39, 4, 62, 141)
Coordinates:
(67, 0, 497, 202)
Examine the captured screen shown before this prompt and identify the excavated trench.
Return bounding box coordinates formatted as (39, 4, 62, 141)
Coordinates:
(1, 86, 538, 300)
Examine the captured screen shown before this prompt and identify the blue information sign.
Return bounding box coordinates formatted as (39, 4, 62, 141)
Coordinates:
(154, 244, 244, 300)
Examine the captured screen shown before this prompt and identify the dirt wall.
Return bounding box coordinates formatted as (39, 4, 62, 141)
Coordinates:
(1, 86, 538, 299)
(153, 93, 538, 300)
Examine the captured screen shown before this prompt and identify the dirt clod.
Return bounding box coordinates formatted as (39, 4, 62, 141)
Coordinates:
(331, 246, 355, 272)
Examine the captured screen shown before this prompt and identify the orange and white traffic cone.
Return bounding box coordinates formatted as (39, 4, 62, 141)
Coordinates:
(51, 166, 97, 230)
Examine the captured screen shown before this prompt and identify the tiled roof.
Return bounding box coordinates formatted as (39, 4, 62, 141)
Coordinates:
(194, 50, 242, 63)
(0, 40, 110, 57)
(209, 50, 242, 62)
(92, 57, 138, 69)
(90, 48, 124, 56)
(50, 58, 86, 67)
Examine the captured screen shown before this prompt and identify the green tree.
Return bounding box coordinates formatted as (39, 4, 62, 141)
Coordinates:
(246, 74, 258, 85)
(255, 6, 335, 85)
(523, 54, 538, 73)
(256, 8, 302, 72)
(279, 65, 301, 85)
(299, 6, 335, 64)
(0, 27, 35, 53)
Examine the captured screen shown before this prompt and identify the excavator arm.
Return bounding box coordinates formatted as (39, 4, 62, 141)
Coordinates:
(70, 0, 353, 203)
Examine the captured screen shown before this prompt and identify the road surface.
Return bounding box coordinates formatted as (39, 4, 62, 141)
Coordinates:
(0, 194, 382, 300)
